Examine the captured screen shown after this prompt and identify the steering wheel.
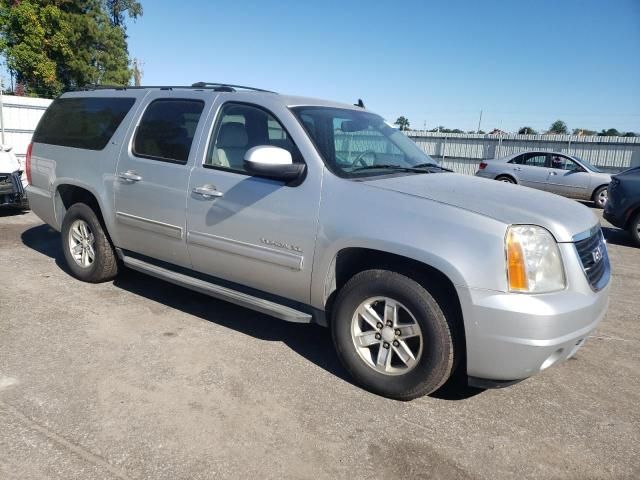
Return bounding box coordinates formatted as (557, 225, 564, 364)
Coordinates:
(350, 150, 378, 168)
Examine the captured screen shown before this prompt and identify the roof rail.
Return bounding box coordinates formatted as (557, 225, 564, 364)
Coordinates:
(76, 83, 277, 93)
(191, 82, 276, 93)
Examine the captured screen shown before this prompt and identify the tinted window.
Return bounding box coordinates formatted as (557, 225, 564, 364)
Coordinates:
(206, 103, 301, 173)
(33, 97, 135, 150)
(134, 99, 205, 164)
(512, 153, 547, 167)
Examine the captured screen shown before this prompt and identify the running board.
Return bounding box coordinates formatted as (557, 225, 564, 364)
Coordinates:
(121, 255, 312, 323)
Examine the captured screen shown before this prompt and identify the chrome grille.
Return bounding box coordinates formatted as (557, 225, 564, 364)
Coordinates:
(574, 228, 610, 291)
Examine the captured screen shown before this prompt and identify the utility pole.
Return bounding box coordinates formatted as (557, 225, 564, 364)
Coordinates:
(477, 109, 483, 134)
(0, 76, 5, 145)
(132, 58, 144, 87)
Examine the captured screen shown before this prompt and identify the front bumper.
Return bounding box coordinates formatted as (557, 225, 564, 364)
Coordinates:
(457, 242, 610, 381)
(0, 171, 26, 207)
(603, 204, 625, 229)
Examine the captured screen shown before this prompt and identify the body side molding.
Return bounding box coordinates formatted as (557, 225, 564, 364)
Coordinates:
(120, 253, 312, 323)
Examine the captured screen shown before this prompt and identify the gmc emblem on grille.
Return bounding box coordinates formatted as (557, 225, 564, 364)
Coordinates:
(592, 245, 603, 263)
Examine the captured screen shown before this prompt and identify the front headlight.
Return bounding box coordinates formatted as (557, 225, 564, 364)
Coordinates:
(505, 225, 566, 293)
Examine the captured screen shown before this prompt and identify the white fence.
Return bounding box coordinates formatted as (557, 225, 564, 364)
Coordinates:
(0, 94, 52, 170)
(407, 131, 640, 175)
(1, 94, 639, 177)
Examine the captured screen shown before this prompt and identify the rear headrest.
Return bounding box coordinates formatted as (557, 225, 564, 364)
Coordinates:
(217, 122, 248, 148)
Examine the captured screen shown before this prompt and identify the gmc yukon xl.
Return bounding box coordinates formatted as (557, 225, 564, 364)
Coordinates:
(26, 83, 610, 399)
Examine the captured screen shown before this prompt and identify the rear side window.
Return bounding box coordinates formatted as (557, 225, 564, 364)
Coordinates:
(33, 97, 135, 150)
(133, 99, 205, 164)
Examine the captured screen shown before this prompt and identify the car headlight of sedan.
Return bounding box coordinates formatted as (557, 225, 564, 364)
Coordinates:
(506, 225, 566, 293)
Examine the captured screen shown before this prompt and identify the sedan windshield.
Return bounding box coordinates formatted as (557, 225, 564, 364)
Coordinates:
(291, 107, 441, 178)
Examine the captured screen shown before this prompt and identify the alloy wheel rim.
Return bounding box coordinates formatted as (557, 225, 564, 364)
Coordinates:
(598, 190, 608, 206)
(68, 219, 96, 268)
(350, 297, 423, 376)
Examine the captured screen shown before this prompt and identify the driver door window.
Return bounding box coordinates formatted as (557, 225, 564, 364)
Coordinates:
(205, 103, 302, 173)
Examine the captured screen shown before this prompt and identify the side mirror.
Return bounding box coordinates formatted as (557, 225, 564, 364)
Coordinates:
(243, 146, 305, 182)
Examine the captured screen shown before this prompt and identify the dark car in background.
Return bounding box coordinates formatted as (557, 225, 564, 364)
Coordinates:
(604, 166, 640, 247)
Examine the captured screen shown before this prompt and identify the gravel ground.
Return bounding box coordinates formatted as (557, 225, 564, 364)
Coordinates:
(0, 208, 638, 480)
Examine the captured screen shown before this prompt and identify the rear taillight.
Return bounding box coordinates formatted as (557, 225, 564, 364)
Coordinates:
(478, 162, 487, 170)
(25, 142, 33, 185)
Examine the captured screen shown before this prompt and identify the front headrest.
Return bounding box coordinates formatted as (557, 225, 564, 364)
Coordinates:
(217, 122, 248, 148)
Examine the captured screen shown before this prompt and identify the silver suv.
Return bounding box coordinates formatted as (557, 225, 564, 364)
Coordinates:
(27, 83, 610, 399)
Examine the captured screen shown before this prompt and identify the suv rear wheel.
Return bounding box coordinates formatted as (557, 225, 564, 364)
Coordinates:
(332, 270, 455, 400)
(61, 203, 119, 283)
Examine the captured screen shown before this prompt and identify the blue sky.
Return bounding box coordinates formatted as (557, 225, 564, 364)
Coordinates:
(127, 0, 640, 133)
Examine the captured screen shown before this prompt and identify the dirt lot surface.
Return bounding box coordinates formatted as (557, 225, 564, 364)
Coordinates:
(1, 208, 638, 479)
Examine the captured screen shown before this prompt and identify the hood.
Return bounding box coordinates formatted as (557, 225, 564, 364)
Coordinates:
(362, 173, 599, 242)
(0, 150, 21, 173)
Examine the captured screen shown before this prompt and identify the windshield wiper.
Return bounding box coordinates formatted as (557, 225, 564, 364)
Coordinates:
(351, 164, 431, 174)
(412, 163, 453, 172)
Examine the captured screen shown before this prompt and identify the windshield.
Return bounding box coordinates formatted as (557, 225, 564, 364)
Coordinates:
(573, 156, 602, 173)
(291, 107, 439, 177)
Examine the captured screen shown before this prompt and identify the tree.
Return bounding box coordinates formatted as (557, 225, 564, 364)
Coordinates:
(623, 131, 637, 137)
(572, 128, 596, 136)
(104, 0, 142, 29)
(0, 0, 142, 97)
(394, 116, 410, 131)
(548, 120, 568, 134)
(598, 128, 621, 137)
(518, 126, 537, 135)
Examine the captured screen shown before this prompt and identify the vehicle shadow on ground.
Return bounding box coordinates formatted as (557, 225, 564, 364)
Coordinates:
(0, 207, 29, 217)
(21, 224, 482, 402)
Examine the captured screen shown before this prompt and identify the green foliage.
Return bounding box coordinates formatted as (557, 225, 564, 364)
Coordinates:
(0, 0, 142, 97)
(428, 126, 464, 134)
(104, 0, 142, 28)
(548, 120, 568, 134)
(623, 131, 637, 137)
(518, 126, 537, 135)
(598, 128, 621, 137)
(394, 116, 410, 131)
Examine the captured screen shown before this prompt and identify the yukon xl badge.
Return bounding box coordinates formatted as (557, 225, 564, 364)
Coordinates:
(260, 238, 303, 253)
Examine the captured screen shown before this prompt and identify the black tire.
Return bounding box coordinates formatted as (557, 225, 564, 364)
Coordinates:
(61, 203, 118, 283)
(495, 175, 516, 184)
(629, 211, 640, 247)
(592, 185, 608, 209)
(332, 270, 455, 400)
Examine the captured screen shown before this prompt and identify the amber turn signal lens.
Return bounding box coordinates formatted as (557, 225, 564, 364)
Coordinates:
(506, 229, 528, 291)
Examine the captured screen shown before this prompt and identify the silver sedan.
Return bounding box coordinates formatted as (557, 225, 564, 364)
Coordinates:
(475, 151, 611, 208)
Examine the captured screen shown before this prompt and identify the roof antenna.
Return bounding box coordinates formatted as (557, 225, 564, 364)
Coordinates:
(354, 98, 365, 108)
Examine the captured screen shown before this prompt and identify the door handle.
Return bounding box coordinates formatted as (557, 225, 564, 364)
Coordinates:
(193, 185, 224, 199)
(118, 170, 142, 182)
(549, 171, 557, 176)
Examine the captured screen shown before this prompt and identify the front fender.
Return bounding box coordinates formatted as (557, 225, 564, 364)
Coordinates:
(309, 175, 509, 310)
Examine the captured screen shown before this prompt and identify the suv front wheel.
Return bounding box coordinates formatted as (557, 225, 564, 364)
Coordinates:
(61, 203, 119, 283)
(332, 270, 456, 400)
